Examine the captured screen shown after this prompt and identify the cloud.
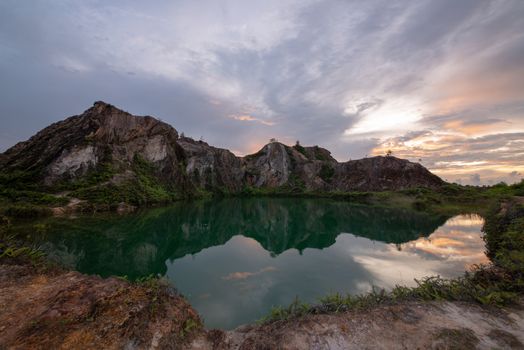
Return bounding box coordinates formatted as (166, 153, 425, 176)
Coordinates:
(0, 0, 523, 182)
(229, 114, 275, 126)
(374, 130, 524, 184)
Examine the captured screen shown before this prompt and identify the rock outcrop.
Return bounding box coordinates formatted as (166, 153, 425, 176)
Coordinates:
(0, 101, 444, 203)
(177, 137, 243, 192)
(242, 142, 442, 192)
(1, 101, 189, 188)
(333, 156, 443, 191)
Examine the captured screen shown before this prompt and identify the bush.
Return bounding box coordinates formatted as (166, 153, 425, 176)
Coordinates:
(319, 164, 335, 182)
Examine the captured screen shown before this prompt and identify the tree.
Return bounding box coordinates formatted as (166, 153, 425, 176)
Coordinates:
(270, 138, 277, 143)
(386, 149, 393, 157)
(295, 140, 300, 146)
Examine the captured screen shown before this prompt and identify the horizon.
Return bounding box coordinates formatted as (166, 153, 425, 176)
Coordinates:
(1, 1, 523, 185)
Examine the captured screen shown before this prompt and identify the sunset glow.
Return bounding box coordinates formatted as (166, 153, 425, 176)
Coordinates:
(1, 0, 523, 185)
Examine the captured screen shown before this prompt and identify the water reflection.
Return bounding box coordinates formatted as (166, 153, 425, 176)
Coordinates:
(16, 198, 487, 329)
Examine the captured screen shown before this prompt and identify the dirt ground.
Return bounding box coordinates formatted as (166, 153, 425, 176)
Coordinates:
(197, 299, 524, 349)
(1, 262, 524, 349)
(0, 263, 201, 349)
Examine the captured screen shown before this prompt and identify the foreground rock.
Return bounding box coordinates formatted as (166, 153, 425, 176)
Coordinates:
(0, 102, 443, 210)
(0, 263, 201, 349)
(2, 260, 523, 349)
(197, 300, 524, 349)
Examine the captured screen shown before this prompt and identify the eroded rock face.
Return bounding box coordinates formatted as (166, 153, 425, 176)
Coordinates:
(244, 142, 291, 187)
(0, 101, 444, 195)
(333, 156, 444, 191)
(48, 145, 98, 183)
(241, 143, 443, 191)
(177, 137, 244, 192)
(1, 101, 189, 188)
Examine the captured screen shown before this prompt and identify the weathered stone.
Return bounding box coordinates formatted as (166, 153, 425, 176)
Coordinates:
(0, 101, 191, 191)
(0, 101, 444, 197)
(178, 137, 244, 192)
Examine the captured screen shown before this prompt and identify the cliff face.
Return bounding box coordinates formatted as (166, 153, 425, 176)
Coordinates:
(241, 142, 442, 192)
(1, 102, 189, 187)
(0, 102, 443, 201)
(177, 137, 244, 192)
(333, 156, 443, 191)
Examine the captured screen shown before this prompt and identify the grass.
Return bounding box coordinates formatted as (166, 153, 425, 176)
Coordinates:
(0, 170, 67, 218)
(260, 197, 524, 323)
(233, 181, 519, 217)
(0, 215, 49, 267)
(0, 155, 192, 215)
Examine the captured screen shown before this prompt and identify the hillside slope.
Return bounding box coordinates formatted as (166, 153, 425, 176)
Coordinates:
(0, 102, 443, 209)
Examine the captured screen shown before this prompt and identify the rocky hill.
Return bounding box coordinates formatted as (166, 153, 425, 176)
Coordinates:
(0, 102, 443, 207)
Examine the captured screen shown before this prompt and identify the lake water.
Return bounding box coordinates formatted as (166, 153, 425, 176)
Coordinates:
(20, 198, 487, 329)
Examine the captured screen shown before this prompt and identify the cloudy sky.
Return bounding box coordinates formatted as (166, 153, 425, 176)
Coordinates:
(1, 0, 523, 184)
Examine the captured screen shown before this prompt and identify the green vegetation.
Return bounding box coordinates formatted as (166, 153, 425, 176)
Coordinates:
(318, 164, 335, 182)
(234, 180, 524, 219)
(0, 156, 195, 216)
(260, 197, 524, 323)
(312, 146, 329, 161)
(0, 170, 64, 218)
(0, 215, 48, 267)
(70, 155, 181, 206)
(179, 318, 201, 339)
(293, 143, 307, 157)
(1, 150, 523, 223)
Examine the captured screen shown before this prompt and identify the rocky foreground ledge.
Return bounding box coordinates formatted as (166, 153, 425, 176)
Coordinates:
(0, 262, 201, 349)
(1, 260, 523, 350)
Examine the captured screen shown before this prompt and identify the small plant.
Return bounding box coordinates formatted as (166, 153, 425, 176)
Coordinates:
(293, 141, 307, 157)
(179, 318, 200, 338)
(319, 164, 335, 182)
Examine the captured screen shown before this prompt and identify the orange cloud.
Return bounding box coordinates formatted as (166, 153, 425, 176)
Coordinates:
(229, 114, 275, 126)
(402, 215, 489, 265)
(222, 266, 276, 281)
(441, 120, 510, 136)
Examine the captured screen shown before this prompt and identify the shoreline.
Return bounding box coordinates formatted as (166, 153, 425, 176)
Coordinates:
(1, 193, 523, 348)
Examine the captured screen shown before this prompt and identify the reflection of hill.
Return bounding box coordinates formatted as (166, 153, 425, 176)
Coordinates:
(28, 198, 450, 279)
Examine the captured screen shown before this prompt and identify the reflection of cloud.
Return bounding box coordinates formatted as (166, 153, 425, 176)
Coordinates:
(350, 214, 488, 288)
(400, 215, 489, 270)
(222, 266, 276, 281)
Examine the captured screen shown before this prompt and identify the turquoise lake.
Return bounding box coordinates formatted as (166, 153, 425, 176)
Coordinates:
(21, 198, 487, 329)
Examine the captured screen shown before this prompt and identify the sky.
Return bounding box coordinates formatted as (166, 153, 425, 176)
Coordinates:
(0, 0, 523, 185)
